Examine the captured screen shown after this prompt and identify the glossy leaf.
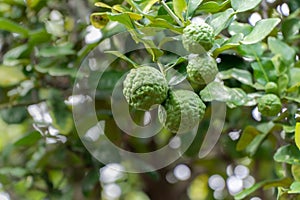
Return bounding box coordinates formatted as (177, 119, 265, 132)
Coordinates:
(231, 0, 263, 12)
(228, 21, 252, 36)
(268, 37, 296, 64)
(207, 8, 235, 35)
(274, 145, 300, 165)
(242, 18, 280, 44)
(236, 126, 259, 151)
(197, 0, 230, 13)
(186, 0, 203, 18)
(219, 68, 253, 86)
(199, 82, 249, 108)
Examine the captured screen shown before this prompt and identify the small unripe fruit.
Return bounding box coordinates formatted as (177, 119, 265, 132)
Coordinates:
(182, 23, 215, 54)
(123, 66, 168, 111)
(265, 82, 278, 94)
(258, 94, 282, 117)
(159, 90, 206, 133)
(187, 53, 218, 85)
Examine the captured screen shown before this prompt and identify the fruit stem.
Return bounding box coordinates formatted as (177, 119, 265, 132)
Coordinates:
(160, 0, 183, 27)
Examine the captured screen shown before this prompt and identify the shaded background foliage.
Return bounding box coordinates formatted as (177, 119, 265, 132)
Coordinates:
(0, 0, 300, 200)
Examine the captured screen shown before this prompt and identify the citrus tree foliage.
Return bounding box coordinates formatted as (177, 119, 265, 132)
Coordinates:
(0, 0, 300, 199)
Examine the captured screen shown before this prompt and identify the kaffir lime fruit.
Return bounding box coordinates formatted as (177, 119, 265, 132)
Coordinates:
(123, 66, 168, 111)
(159, 90, 206, 133)
(258, 94, 282, 117)
(265, 82, 278, 94)
(182, 23, 215, 54)
(187, 53, 218, 85)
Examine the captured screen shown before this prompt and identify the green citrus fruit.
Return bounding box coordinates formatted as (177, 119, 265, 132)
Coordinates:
(159, 90, 206, 133)
(182, 23, 215, 54)
(265, 82, 278, 94)
(123, 66, 168, 110)
(258, 94, 282, 117)
(187, 53, 218, 85)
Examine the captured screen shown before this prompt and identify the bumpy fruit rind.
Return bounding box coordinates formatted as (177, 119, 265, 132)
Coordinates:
(123, 66, 168, 110)
(182, 23, 215, 54)
(159, 90, 206, 133)
(258, 94, 282, 117)
(187, 53, 218, 85)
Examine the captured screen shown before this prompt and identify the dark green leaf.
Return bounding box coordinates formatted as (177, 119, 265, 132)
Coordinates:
(47, 90, 73, 135)
(82, 169, 99, 197)
(0, 106, 27, 124)
(14, 131, 41, 147)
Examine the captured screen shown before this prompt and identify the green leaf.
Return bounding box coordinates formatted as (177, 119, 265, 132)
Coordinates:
(173, 0, 187, 21)
(231, 0, 263, 12)
(274, 145, 300, 165)
(29, 29, 52, 45)
(0, 66, 26, 87)
(213, 33, 244, 56)
(0, 17, 29, 37)
(289, 182, 300, 194)
(0, 167, 27, 178)
(292, 165, 300, 182)
(186, 0, 203, 18)
(105, 51, 139, 68)
(242, 18, 281, 44)
(219, 68, 253, 86)
(251, 59, 276, 85)
(234, 181, 267, 200)
(82, 169, 99, 197)
(3, 44, 31, 60)
(14, 131, 41, 147)
(237, 43, 266, 58)
(282, 18, 300, 41)
(207, 8, 235, 35)
(235, 178, 290, 200)
(0, 106, 27, 124)
(199, 82, 249, 108)
(38, 43, 75, 57)
(228, 21, 253, 36)
(197, 0, 230, 13)
(236, 126, 259, 151)
(237, 122, 274, 155)
(268, 37, 296, 65)
(47, 90, 73, 135)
